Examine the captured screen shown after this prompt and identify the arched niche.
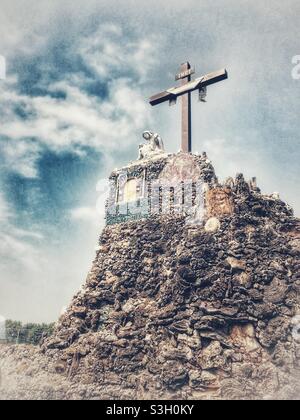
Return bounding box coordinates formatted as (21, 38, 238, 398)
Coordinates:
(117, 177, 144, 203)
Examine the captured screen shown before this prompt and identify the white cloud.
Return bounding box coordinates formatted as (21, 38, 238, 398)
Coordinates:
(70, 206, 100, 225)
(79, 24, 159, 82)
(0, 25, 158, 178)
(1, 138, 41, 178)
(0, 192, 10, 223)
(0, 232, 42, 272)
(0, 190, 44, 272)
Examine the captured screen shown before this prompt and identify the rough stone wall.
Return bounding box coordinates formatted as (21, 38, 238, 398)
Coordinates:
(42, 174, 300, 400)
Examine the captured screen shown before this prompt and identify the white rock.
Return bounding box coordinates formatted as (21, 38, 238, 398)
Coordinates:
(205, 217, 221, 232)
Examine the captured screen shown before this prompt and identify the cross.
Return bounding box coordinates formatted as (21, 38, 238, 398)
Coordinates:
(149, 62, 228, 153)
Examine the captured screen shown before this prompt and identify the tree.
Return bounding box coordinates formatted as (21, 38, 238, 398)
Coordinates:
(5, 320, 55, 345)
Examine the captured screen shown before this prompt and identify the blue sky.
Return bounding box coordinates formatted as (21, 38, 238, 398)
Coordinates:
(0, 0, 299, 322)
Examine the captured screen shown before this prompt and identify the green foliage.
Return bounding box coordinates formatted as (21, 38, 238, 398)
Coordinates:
(5, 320, 55, 345)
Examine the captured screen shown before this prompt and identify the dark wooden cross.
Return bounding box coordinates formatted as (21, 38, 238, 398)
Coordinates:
(149, 62, 228, 153)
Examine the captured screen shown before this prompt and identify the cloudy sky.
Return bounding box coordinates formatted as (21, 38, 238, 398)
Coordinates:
(0, 0, 299, 322)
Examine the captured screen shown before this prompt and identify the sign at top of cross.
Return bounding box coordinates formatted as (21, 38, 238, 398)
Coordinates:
(149, 62, 228, 153)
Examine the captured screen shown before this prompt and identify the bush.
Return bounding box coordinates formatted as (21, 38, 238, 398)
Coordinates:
(5, 320, 55, 345)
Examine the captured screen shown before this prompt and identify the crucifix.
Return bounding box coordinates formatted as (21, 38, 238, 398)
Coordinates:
(149, 62, 228, 153)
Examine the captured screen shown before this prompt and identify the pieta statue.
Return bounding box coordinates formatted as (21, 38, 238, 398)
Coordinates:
(138, 131, 165, 160)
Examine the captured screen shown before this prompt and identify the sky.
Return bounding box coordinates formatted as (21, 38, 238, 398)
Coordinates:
(0, 0, 299, 322)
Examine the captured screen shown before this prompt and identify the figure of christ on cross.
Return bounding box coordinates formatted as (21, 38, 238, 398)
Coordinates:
(149, 62, 228, 153)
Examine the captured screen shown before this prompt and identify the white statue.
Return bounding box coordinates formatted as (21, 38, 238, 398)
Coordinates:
(138, 131, 165, 160)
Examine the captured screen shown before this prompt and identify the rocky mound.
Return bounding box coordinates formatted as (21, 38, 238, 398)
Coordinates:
(41, 174, 300, 400)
